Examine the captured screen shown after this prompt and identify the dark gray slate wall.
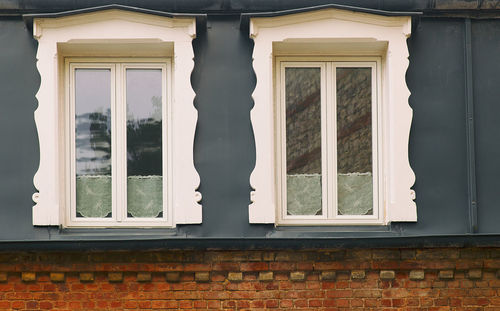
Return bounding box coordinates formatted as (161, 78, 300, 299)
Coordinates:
(472, 20, 500, 234)
(405, 18, 469, 235)
(0, 13, 500, 248)
(0, 18, 40, 241)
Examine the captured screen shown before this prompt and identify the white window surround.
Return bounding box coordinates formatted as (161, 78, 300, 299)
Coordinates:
(32, 8, 201, 226)
(248, 8, 417, 224)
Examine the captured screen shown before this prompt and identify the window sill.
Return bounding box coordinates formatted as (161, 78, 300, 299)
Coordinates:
(53, 227, 179, 239)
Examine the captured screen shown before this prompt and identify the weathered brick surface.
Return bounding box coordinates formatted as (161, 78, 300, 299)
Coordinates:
(0, 248, 498, 309)
(379, 270, 396, 280)
(49, 272, 65, 283)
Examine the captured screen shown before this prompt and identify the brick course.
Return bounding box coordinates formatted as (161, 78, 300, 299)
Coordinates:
(0, 248, 499, 310)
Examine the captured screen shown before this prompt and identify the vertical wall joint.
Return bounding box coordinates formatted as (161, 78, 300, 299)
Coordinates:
(464, 18, 477, 233)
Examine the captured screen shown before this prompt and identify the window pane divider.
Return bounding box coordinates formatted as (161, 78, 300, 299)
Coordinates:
(115, 63, 125, 222)
(327, 61, 337, 219)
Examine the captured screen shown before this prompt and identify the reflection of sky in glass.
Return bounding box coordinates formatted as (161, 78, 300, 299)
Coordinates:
(126, 69, 162, 121)
(75, 69, 112, 176)
(75, 69, 111, 116)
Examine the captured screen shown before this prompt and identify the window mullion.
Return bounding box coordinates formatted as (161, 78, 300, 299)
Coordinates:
(372, 62, 381, 221)
(162, 63, 170, 222)
(279, 62, 287, 221)
(320, 62, 329, 220)
(114, 63, 126, 222)
(326, 62, 337, 220)
(68, 63, 76, 224)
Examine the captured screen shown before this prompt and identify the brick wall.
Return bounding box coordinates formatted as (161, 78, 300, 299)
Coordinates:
(0, 248, 499, 310)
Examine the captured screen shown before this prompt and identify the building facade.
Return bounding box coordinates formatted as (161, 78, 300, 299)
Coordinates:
(1, 0, 500, 309)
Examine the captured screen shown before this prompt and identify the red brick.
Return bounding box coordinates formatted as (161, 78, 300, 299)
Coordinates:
(25, 301, 38, 309)
(308, 299, 322, 307)
(363, 298, 378, 307)
(212, 262, 240, 271)
(381, 298, 392, 307)
(269, 262, 295, 271)
(294, 299, 308, 307)
(351, 298, 364, 307)
(11, 301, 24, 309)
(237, 300, 250, 308)
(383, 288, 409, 298)
(240, 262, 268, 271)
(336, 299, 350, 307)
(184, 263, 211, 272)
(0, 249, 498, 311)
(279, 299, 293, 308)
(265, 299, 279, 308)
(250, 300, 265, 308)
(207, 300, 221, 308)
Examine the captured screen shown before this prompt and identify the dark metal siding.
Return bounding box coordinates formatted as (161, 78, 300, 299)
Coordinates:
(404, 18, 469, 235)
(0, 8, 500, 248)
(0, 19, 42, 241)
(472, 20, 500, 234)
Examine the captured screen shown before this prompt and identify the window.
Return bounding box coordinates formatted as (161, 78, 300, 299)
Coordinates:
(30, 7, 202, 227)
(67, 59, 171, 226)
(247, 7, 417, 225)
(277, 58, 382, 225)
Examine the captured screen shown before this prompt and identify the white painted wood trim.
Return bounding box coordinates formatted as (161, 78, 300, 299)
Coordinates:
(32, 9, 200, 226)
(249, 8, 416, 224)
(172, 41, 202, 224)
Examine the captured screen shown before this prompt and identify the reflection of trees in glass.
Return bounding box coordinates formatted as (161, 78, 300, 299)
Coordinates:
(75, 109, 111, 175)
(76, 96, 163, 177)
(127, 96, 162, 176)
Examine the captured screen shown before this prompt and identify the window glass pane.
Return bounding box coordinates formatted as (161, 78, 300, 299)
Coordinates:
(336, 67, 373, 215)
(285, 67, 322, 216)
(126, 69, 163, 218)
(74, 69, 112, 218)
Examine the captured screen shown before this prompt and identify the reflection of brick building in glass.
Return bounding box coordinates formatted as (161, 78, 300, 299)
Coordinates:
(285, 67, 322, 175)
(285, 67, 372, 175)
(336, 68, 372, 174)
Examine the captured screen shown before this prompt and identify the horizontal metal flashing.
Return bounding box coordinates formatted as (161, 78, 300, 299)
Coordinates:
(240, 4, 422, 29)
(1, 234, 500, 251)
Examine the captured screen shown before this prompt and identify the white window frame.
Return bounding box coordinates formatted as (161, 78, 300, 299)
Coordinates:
(31, 9, 201, 227)
(248, 8, 417, 225)
(66, 58, 172, 227)
(277, 58, 383, 225)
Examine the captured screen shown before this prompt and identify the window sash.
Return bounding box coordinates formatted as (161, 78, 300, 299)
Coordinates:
(66, 59, 172, 227)
(276, 58, 383, 225)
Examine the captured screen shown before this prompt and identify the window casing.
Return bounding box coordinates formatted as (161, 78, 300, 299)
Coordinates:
(248, 8, 417, 225)
(31, 8, 201, 227)
(277, 58, 382, 225)
(66, 59, 172, 227)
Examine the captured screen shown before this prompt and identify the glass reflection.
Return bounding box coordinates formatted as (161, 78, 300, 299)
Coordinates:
(126, 69, 163, 218)
(74, 69, 112, 218)
(336, 67, 373, 216)
(285, 67, 322, 216)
